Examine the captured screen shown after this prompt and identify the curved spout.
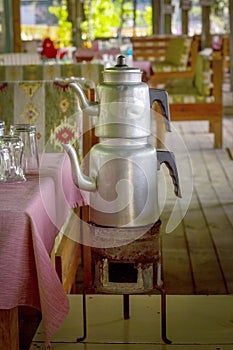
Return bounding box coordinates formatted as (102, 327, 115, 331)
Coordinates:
(69, 82, 99, 116)
(63, 143, 96, 191)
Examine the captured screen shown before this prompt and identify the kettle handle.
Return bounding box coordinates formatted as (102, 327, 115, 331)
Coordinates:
(157, 150, 182, 198)
(149, 88, 171, 132)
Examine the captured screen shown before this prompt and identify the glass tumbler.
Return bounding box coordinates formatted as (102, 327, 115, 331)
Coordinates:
(0, 121, 5, 136)
(0, 135, 26, 183)
(10, 124, 39, 174)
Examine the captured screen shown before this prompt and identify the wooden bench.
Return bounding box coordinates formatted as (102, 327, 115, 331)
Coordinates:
(221, 35, 230, 74)
(53, 82, 98, 295)
(196, 33, 230, 80)
(54, 102, 99, 294)
(150, 50, 223, 148)
(52, 209, 82, 294)
(131, 35, 199, 85)
(213, 34, 230, 79)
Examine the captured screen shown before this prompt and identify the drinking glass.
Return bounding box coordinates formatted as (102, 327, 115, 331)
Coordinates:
(0, 135, 26, 183)
(0, 121, 5, 136)
(10, 124, 39, 174)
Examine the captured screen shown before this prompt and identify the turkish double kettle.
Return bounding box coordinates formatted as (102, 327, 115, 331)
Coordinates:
(62, 56, 181, 228)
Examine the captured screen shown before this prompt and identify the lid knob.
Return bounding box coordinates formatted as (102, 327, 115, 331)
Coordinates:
(115, 55, 128, 67)
(103, 55, 142, 83)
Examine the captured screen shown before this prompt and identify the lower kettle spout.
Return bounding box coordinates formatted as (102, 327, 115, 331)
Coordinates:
(62, 143, 96, 191)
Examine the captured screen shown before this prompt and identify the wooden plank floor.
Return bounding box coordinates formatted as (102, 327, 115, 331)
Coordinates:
(161, 110, 233, 295)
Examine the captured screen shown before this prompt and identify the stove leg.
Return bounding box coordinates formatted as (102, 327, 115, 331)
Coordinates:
(77, 292, 87, 342)
(76, 290, 170, 343)
(123, 294, 130, 319)
(156, 286, 172, 344)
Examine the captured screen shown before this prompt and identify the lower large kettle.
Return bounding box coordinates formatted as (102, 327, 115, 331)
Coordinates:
(63, 138, 181, 228)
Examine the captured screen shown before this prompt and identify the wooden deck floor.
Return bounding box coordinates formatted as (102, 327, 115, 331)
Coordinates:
(161, 111, 233, 295)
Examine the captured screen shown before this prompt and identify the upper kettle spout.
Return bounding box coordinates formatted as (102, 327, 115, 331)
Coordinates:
(69, 82, 99, 115)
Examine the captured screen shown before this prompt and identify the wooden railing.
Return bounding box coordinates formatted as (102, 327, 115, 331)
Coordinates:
(0, 53, 41, 65)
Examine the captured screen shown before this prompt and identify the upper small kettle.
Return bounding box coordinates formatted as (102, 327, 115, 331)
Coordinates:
(63, 55, 171, 139)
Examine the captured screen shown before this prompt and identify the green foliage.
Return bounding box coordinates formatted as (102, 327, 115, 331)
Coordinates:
(49, 1, 72, 46)
(212, 0, 229, 32)
(81, 0, 121, 39)
(143, 6, 152, 34)
(213, 0, 229, 16)
(44, 0, 230, 45)
(48, 0, 153, 42)
(81, 0, 152, 39)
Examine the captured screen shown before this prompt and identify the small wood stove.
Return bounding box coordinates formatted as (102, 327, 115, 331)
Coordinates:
(77, 218, 171, 344)
(91, 220, 161, 294)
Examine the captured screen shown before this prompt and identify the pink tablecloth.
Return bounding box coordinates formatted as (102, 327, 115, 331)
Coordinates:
(133, 60, 154, 83)
(74, 47, 121, 62)
(0, 152, 88, 347)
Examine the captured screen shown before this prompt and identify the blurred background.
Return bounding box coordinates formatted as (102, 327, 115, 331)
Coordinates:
(0, 0, 231, 50)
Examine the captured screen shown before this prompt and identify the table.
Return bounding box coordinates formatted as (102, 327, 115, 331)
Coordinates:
(73, 48, 154, 83)
(133, 60, 154, 83)
(0, 153, 88, 349)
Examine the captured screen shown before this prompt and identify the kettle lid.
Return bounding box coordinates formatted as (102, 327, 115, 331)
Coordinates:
(103, 55, 142, 83)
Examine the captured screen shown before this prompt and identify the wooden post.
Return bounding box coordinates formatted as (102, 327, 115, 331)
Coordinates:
(229, 0, 233, 91)
(68, 0, 84, 47)
(202, 6, 211, 48)
(180, 0, 192, 35)
(12, 0, 22, 52)
(152, 0, 161, 34)
(133, 0, 137, 36)
(3, 0, 13, 52)
(200, 0, 213, 49)
(0, 308, 19, 350)
(164, 0, 172, 34)
(81, 101, 99, 292)
(181, 9, 188, 34)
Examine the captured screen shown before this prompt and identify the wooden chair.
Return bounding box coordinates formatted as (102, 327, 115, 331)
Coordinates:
(151, 51, 223, 148)
(131, 35, 200, 85)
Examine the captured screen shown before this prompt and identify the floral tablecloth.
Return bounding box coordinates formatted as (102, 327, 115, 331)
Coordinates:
(0, 79, 94, 155)
(0, 62, 104, 85)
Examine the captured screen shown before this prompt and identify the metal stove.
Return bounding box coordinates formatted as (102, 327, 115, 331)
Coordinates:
(77, 218, 171, 344)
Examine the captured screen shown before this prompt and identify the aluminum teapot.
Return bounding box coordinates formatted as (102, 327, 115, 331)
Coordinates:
(62, 56, 181, 227)
(62, 55, 171, 138)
